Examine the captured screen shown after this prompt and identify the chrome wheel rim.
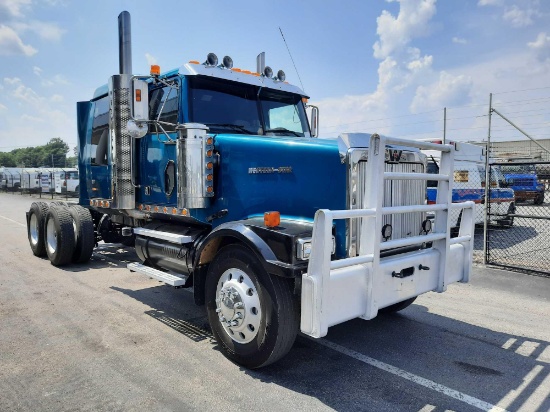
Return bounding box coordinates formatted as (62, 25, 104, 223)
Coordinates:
(46, 218, 57, 255)
(29, 213, 39, 246)
(215, 268, 262, 344)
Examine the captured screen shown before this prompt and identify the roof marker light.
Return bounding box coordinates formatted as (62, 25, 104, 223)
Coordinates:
(263, 66, 273, 78)
(276, 70, 286, 82)
(150, 65, 161, 76)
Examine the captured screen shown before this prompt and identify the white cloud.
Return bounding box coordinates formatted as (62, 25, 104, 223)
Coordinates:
(32, 65, 41, 76)
(21, 113, 43, 122)
(0, 0, 31, 18)
(452, 37, 467, 44)
(11, 20, 65, 41)
(0, 24, 37, 55)
(411, 71, 473, 113)
(145, 52, 157, 66)
(502, 5, 539, 27)
(527, 32, 550, 61)
(52, 74, 69, 85)
(373, 0, 436, 59)
(50, 94, 63, 102)
(4, 76, 20, 84)
(0, 103, 7, 110)
(477, 0, 503, 5)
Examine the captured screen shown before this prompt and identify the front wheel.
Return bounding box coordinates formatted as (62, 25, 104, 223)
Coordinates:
(205, 245, 299, 369)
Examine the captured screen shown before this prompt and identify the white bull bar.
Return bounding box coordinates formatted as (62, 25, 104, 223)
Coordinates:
(300, 134, 475, 338)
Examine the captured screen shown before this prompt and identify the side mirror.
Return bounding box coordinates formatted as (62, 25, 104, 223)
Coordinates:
(308, 105, 319, 138)
(128, 79, 149, 138)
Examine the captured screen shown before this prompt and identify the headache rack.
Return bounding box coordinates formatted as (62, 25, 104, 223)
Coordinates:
(301, 134, 475, 338)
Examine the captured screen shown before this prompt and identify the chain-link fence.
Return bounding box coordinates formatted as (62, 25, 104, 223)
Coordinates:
(486, 162, 550, 275)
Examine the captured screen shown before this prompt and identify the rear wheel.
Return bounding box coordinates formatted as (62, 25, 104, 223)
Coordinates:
(27, 202, 49, 257)
(379, 297, 417, 313)
(68, 205, 95, 263)
(205, 245, 299, 368)
(45, 206, 75, 266)
(534, 193, 544, 205)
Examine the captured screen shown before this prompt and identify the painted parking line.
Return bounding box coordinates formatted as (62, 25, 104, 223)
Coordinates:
(0, 214, 26, 228)
(313, 338, 507, 412)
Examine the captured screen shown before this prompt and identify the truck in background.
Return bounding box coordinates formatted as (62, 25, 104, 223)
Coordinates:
(25, 12, 475, 368)
(425, 142, 515, 231)
(495, 162, 544, 204)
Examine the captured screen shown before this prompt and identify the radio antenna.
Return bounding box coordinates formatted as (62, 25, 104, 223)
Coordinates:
(279, 27, 305, 93)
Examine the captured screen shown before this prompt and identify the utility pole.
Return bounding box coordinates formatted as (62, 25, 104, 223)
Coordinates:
(51, 153, 54, 168)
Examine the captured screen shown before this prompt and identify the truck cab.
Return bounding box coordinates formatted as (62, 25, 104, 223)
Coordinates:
(497, 163, 544, 204)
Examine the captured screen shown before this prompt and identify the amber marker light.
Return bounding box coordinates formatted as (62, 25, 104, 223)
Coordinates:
(135, 89, 142, 102)
(145, 205, 151, 211)
(231, 68, 242, 72)
(207, 150, 213, 157)
(139, 204, 144, 210)
(206, 186, 213, 193)
(188, 60, 200, 64)
(206, 174, 213, 181)
(154, 206, 159, 213)
(181, 209, 188, 216)
(89, 200, 94, 206)
(104, 201, 110, 208)
(264, 211, 280, 228)
(150, 65, 160, 76)
(172, 208, 178, 215)
(206, 137, 213, 145)
(207, 162, 213, 170)
(163, 206, 168, 213)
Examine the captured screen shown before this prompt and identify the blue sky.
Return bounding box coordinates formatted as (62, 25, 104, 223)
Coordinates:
(1, 0, 549, 152)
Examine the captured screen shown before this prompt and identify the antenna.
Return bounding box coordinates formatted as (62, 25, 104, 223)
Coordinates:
(278, 27, 305, 93)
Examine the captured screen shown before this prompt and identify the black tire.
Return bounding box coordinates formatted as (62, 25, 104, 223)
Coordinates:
(379, 297, 417, 314)
(27, 202, 50, 257)
(98, 214, 123, 244)
(534, 193, 544, 205)
(44, 206, 76, 266)
(75, 186, 80, 197)
(205, 244, 299, 369)
(68, 205, 95, 263)
(51, 201, 68, 207)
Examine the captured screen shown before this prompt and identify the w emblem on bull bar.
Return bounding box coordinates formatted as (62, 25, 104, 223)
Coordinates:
(385, 149, 403, 162)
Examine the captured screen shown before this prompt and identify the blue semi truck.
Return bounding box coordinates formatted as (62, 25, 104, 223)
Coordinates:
(26, 12, 475, 368)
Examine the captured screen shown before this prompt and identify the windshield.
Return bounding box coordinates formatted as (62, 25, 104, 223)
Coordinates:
(188, 76, 310, 137)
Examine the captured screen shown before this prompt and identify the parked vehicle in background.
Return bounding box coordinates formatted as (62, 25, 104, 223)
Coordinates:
(0, 167, 22, 190)
(20, 169, 42, 192)
(425, 142, 515, 233)
(54, 169, 79, 195)
(496, 163, 545, 204)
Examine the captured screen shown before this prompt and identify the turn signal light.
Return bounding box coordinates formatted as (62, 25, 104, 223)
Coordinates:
(150, 65, 160, 76)
(135, 89, 142, 102)
(264, 211, 280, 228)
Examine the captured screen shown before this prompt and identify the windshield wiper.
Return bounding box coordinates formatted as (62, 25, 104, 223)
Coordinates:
(203, 123, 254, 134)
(264, 127, 301, 137)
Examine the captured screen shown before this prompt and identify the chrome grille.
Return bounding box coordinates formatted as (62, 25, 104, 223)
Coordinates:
(348, 153, 426, 256)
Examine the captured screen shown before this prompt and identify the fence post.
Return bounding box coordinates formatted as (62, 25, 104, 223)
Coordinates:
(483, 93, 492, 265)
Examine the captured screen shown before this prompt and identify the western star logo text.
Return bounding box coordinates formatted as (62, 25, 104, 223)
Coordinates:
(248, 167, 293, 174)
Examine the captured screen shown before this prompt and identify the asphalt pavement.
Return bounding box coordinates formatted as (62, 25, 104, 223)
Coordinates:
(0, 193, 549, 412)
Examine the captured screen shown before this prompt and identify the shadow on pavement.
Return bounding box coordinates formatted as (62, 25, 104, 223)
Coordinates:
(109, 283, 550, 412)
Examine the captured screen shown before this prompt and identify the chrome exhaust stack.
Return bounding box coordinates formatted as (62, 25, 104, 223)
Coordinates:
(108, 11, 134, 209)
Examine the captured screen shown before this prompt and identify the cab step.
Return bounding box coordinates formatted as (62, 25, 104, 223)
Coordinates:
(127, 262, 188, 288)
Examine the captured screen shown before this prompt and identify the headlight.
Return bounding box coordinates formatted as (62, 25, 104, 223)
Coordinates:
(297, 236, 336, 260)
